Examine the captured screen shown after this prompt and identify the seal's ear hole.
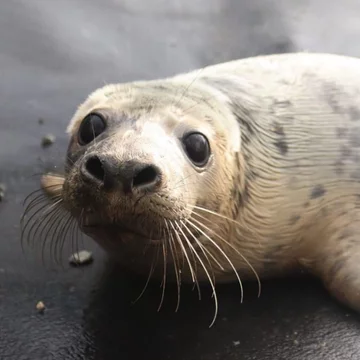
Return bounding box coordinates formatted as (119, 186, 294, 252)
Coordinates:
(182, 132, 211, 167)
(78, 113, 106, 146)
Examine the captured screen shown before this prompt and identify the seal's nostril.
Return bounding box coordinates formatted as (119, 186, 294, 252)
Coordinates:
(133, 165, 160, 188)
(85, 155, 105, 182)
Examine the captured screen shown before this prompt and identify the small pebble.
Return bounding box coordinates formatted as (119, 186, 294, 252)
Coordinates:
(69, 250, 93, 266)
(38, 117, 44, 125)
(36, 301, 46, 312)
(233, 341, 240, 346)
(41, 134, 56, 148)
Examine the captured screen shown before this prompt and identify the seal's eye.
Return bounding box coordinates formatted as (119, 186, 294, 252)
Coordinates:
(78, 113, 106, 145)
(182, 132, 211, 167)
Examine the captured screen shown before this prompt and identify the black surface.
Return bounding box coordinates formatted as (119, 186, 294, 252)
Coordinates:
(1, 1, 360, 359)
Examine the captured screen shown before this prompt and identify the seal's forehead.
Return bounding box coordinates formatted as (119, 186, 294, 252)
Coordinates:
(66, 80, 209, 135)
(66, 82, 177, 135)
(66, 79, 238, 152)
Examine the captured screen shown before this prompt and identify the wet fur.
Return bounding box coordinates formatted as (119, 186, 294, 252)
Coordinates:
(25, 52, 360, 326)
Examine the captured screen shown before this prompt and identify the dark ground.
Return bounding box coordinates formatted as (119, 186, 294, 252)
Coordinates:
(1, 1, 360, 359)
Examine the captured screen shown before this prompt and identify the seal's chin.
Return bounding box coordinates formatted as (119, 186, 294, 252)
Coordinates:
(80, 217, 163, 245)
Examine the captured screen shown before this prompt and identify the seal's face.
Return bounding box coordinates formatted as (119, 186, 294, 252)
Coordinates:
(64, 108, 212, 247)
(41, 82, 238, 274)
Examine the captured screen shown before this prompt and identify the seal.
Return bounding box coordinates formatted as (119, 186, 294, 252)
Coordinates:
(22, 52, 360, 326)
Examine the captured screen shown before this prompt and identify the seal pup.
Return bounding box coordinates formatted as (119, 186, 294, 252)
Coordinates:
(22, 52, 360, 326)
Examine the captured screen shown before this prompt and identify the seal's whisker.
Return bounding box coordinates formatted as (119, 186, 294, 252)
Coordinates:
(174, 221, 219, 328)
(172, 68, 205, 109)
(49, 207, 71, 261)
(49, 211, 72, 266)
(169, 221, 196, 283)
(165, 219, 182, 312)
(65, 155, 75, 166)
(61, 213, 78, 266)
(20, 199, 56, 253)
(46, 207, 69, 266)
(21, 192, 60, 223)
(62, 212, 78, 264)
(29, 203, 63, 253)
(50, 213, 71, 265)
(190, 205, 256, 235)
(170, 174, 198, 192)
(175, 221, 202, 301)
(91, 120, 98, 147)
(68, 216, 77, 265)
(170, 179, 203, 193)
(37, 204, 64, 255)
(132, 243, 160, 305)
(70, 209, 83, 260)
(181, 220, 224, 272)
(181, 94, 216, 115)
(186, 217, 245, 303)
(157, 236, 168, 312)
(22, 193, 62, 222)
(191, 210, 261, 297)
(49, 206, 73, 265)
(21, 199, 51, 232)
(194, 214, 261, 299)
(22, 198, 63, 248)
(74, 214, 86, 262)
(37, 209, 67, 266)
(23, 185, 61, 207)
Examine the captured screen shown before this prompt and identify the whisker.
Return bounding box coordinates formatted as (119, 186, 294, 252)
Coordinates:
(66, 156, 75, 166)
(170, 172, 199, 191)
(165, 219, 181, 312)
(157, 237, 168, 312)
(50, 209, 73, 266)
(22, 192, 59, 223)
(191, 211, 261, 298)
(172, 68, 205, 109)
(56, 212, 76, 266)
(36, 203, 64, 253)
(46, 206, 68, 266)
(132, 243, 160, 305)
(182, 220, 224, 271)
(186, 218, 245, 303)
(30, 204, 63, 257)
(169, 221, 196, 283)
(58, 213, 75, 265)
(22, 199, 63, 248)
(191, 205, 254, 234)
(174, 221, 219, 328)
(174, 222, 202, 301)
(181, 94, 216, 115)
(22, 185, 61, 207)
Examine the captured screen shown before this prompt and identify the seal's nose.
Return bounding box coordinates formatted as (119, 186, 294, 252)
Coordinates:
(81, 154, 161, 194)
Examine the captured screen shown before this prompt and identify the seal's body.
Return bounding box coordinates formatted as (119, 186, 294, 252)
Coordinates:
(32, 52, 360, 324)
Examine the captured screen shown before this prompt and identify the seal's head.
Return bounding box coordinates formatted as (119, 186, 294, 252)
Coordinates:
(35, 78, 244, 285)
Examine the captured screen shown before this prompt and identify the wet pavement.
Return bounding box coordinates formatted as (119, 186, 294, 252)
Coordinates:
(1, 0, 360, 359)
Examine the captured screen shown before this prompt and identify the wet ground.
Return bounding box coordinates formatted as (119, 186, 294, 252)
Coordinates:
(1, 0, 360, 359)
